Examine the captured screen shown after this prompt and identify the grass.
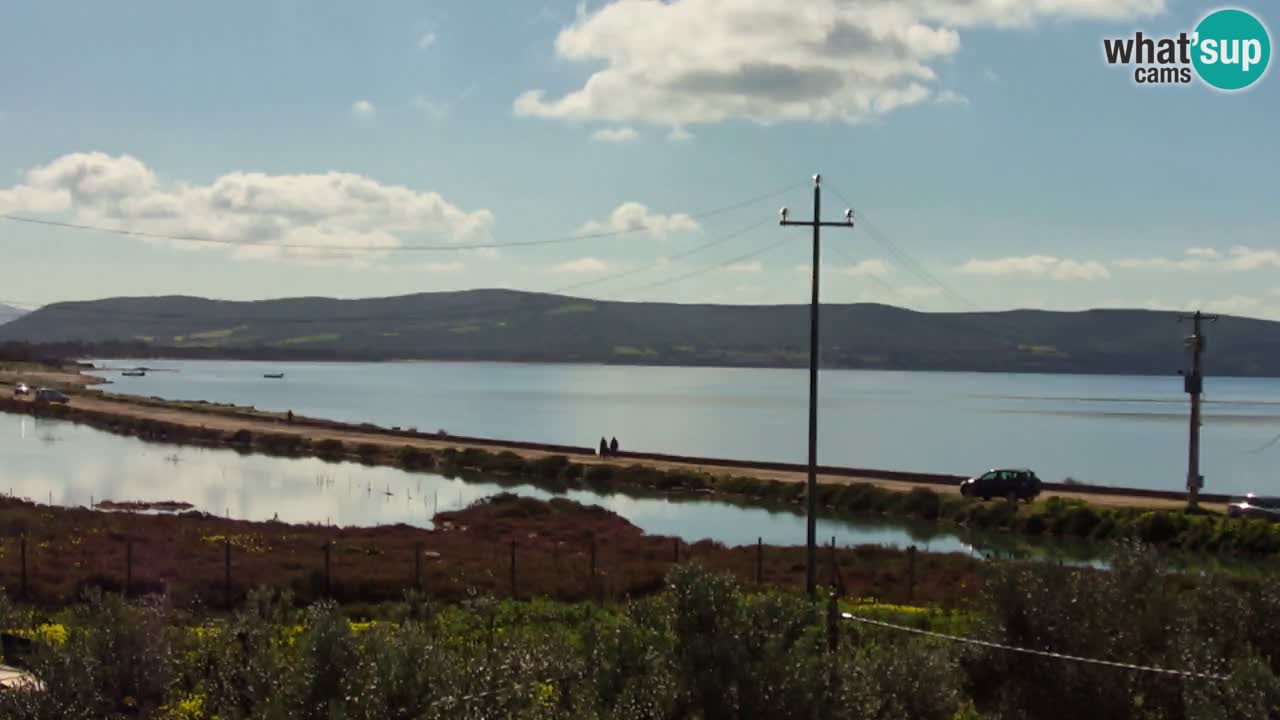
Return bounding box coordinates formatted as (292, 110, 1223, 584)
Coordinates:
(272, 334, 341, 346)
(546, 303, 596, 316)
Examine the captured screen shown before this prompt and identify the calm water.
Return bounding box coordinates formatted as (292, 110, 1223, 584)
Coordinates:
(2, 413, 991, 554)
(90, 360, 1280, 496)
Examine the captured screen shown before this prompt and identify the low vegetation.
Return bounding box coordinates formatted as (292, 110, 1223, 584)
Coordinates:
(1, 550, 1278, 719)
(0, 494, 977, 609)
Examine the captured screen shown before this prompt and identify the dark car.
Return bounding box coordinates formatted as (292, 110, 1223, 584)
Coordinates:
(1227, 494, 1280, 522)
(33, 388, 69, 405)
(960, 468, 1042, 502)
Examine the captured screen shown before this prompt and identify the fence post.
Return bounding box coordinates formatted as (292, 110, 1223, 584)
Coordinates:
(829, 536, 837, 590)
(907, 545, 917, 602)
(125, 539, 133, 597)
(323, 541, 332, 599)
(224, 538, 232, 611)
(826, 592, 839, 653)
(510, 540, 517, 600)
(20, 534, 28, 600)
(589, 535, 597, 603)
(747, 535, 757, 586)
(414, 542, 422, 591)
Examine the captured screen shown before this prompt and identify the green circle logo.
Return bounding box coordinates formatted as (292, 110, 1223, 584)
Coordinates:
(1192, 8, 1271, 91)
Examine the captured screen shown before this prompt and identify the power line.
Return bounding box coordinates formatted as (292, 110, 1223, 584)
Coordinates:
(841, 612, 1229, 681)
(824, 185, 978, 310)
(0, 181, 803, 254)
(824, 241, 902, 299)
(550, 218, 770, 295)
(610, 230, 790, 298)
(0, 219, 777, 327)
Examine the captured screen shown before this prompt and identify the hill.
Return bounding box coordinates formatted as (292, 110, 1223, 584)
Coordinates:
(1, 289, 1276, 375)
(0, 303, 28, 325)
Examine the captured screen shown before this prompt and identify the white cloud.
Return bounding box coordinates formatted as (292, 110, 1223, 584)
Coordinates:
(841, 259, 891, 277)
(1115, 246, 1280, 272)
(1224, 246, 1280, 271)
(667, 127, 694, 142)
(983, 67, 1000, 83)
(411, 96, 451, 118)
(417, 31, 437, 49)
(514, 0, 1163, 127)
(934, 90, 969, 105)
(590, 126, 639, 143)
(724, 261, 762, 273)
(351, 100, 376, 116)
(957, 255, 1110, 280)
(579, 202, 700, 238)
(422, 260, 464, 272)
(2, 152, 495, 265)
(1113, 256, 1205, 271)
(554, 257, 608, 273)
(896, 285, 943, 302)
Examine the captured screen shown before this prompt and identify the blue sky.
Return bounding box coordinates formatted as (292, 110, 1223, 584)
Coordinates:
(1, 0, 1277, 317)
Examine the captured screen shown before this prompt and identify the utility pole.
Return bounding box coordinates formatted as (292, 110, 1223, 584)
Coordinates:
(780, 174, 854, 599)
(1179, 310, 1217, 509)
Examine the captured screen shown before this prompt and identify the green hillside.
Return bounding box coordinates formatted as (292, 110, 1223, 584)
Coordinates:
(1, 289, 1275, 375)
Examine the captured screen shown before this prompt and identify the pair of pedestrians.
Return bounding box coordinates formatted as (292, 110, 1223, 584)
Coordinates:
(598, 436, 619, 457)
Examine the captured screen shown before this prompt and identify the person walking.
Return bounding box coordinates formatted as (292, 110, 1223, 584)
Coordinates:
(599, 437, 608, 457)
(609, 436, 619, 455)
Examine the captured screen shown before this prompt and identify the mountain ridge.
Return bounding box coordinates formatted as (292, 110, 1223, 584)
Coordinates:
(1, 290, 1276, 376)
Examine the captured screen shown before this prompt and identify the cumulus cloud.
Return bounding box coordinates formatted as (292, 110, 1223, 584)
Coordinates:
(0, 152, 495, 265)
(351, 100, 376, 116)
(417, 31, 437, 49)
(411, 96, 452, 118)
(579, 202, 700, 238)
(983, 67, 1000, 82)
(1115, 246, 1280, 272)
(590, 126, 639, 143)
(554, 257, 608, 273)
(957, 255, 1110, 280)
(514, 0, 1164, 127)
(840, 259, 891, 277)
(667, 127, 695, 142)
(1224, 247, 1280, 271)
(934, 90, 969, 105)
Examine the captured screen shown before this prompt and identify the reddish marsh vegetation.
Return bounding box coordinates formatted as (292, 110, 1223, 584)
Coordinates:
(0, 493, 981, 609)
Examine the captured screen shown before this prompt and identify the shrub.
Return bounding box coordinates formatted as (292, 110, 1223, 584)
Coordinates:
(314, 438, 345, 458)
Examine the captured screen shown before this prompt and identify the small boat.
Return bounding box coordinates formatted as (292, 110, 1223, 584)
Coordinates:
(263, 373, 285, 379)
(122, 370, 146, 377)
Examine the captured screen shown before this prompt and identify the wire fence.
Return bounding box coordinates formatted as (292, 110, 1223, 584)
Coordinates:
(838, 608, 1231, 682)
(0, 528, 897, 611)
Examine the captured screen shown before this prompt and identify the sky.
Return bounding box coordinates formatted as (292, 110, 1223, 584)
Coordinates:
(0, 0, 1277, 318)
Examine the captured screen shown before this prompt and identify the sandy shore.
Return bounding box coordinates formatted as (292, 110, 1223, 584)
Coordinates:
(0, 365, 1221, 512)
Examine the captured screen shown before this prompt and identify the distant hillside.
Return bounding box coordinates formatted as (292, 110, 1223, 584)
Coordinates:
(1, 290, 1277, 375)
(0, 303, 28, 326)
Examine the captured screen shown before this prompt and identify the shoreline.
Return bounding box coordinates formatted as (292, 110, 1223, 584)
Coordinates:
(1, 370, 1224, 511)
(11, 365, 1280, 560)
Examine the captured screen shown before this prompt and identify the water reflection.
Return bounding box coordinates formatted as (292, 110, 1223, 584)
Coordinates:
(2, 414, 984, 552)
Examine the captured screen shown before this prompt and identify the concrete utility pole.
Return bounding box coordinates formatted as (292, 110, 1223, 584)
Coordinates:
(1179, 310, 1218, 509)
(779, 174, 854, 599)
